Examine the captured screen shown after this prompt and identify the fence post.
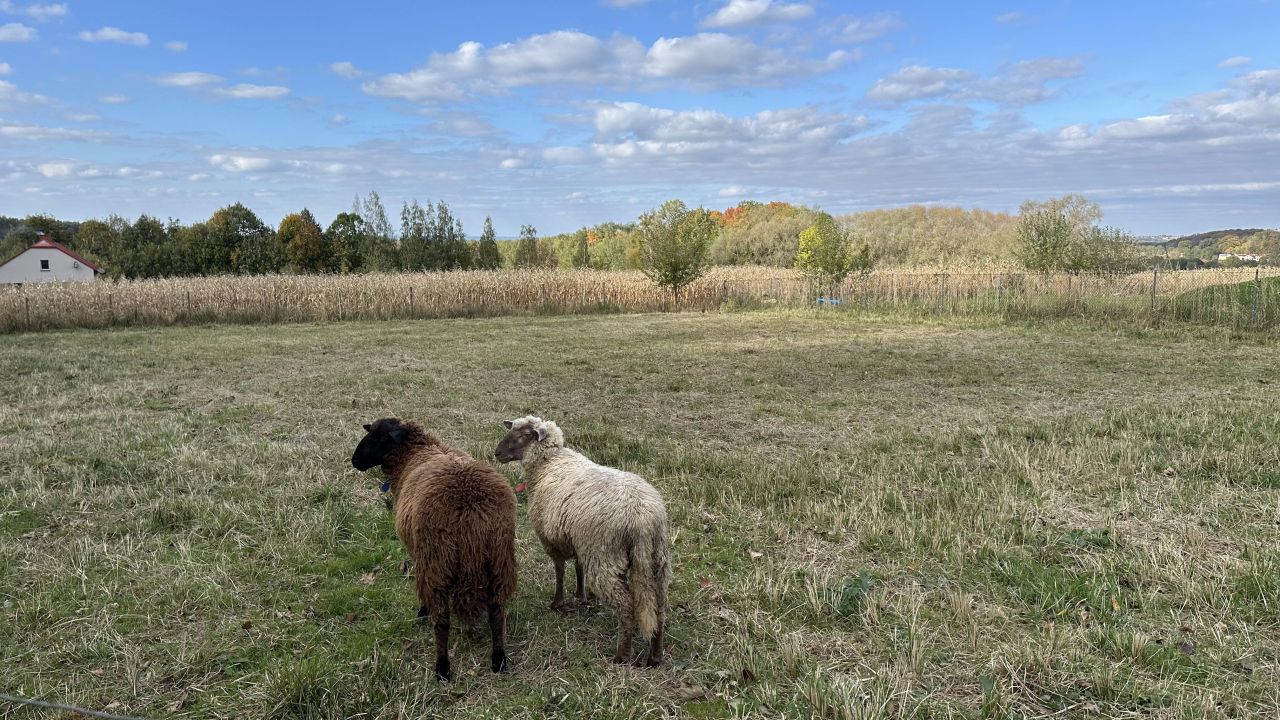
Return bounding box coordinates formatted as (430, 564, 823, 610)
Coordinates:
(1149, 267, 1159, 324)
(186, 290, 191, 316)
(409, 286, 415, 314)
(1250, 266, 1260, 328)
(25, 297, 31, 328)
(108, 292, 113, 320)
(937, 273, 946, 314)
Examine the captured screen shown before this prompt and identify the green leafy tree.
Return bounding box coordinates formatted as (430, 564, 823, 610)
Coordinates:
(1015, 197, 1143, 274)
(326, 212, 366, 273)
(476, 216, 502, 269)
(570, 228, 590, 269)
(795, 212, 872, 295)
(360, 191, 399, 271)
(399, 200, 430, 270)
(280, 208, 328, 272)
(206, 204, 281, 275)
(115, 215, 170, 278)
(637, 200, 716, 305)
(73, 219, 121, 270)
(513, 224, 539, 268)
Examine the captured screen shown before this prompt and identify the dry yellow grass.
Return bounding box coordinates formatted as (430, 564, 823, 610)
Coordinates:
(1, 266, 1276, 332)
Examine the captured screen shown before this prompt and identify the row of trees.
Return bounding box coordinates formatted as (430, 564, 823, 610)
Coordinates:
(3, 194, 1176, 287)
(0, 193, 505, 279)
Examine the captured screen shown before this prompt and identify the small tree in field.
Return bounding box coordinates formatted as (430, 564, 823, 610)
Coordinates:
(637, 200, 715, 306)
(1016, 195, 1143, 274)
(795, 211, 872, 298)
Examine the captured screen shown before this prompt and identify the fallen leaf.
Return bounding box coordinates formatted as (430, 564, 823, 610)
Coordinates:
(359, 572, 378, 586)
(241, 620, 253, 630)
(697, 577, 713, 590)
(1177, 641, 1194, 656)
(748, 550, 763, 561)
(1162, 467, 1177, 478)
(345, 613, 357, 623)
(167, 693, 188, 712)
(742, 667, 756, 682)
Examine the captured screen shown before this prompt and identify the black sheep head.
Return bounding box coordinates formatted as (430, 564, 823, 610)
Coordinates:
(352, 418, 410, 471)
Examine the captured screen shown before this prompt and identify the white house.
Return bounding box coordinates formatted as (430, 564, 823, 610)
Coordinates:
(0, 234, 103, 285)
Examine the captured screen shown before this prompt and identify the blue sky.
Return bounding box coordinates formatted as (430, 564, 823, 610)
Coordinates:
(2, 0, 1278, 236)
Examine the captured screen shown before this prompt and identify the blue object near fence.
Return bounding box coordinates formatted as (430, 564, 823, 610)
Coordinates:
(817, 296, 842, 305)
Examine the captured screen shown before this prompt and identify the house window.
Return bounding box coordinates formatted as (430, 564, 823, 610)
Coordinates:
(40, 259, 50, 271)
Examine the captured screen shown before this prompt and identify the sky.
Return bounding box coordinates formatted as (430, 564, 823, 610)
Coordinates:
(1, 0, 1278, 236)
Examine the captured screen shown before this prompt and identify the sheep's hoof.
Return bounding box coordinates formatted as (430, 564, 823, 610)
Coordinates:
(491, 649, 508, 673)
(644, 654, 662, 668)
(611, 654, 630, 665)
(434, 657, 452, 682)
(550, 599, 571, 614)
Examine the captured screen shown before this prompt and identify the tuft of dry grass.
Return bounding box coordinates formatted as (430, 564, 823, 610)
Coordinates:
(1, 311, 1278, 718)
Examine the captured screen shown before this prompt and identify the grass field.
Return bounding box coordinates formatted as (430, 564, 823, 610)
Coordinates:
(2, 312, 1278, 719)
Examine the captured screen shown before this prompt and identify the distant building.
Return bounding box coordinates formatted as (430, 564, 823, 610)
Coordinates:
(1217, 252, 1263, 262)
(0, 234, 104, 285)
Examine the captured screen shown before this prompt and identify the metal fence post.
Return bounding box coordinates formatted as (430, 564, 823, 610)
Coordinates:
(409, 286, 415, 313)
(24, 297, 31, 328)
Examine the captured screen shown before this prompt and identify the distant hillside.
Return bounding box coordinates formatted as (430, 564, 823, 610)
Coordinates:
(1162, 229, 1268, 248)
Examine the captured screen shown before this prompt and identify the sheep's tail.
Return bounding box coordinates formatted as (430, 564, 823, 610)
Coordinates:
(628, 524, 669, 639)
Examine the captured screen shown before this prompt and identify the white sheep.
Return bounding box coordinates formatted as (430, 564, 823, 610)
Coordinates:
(495, 415, 671, 666)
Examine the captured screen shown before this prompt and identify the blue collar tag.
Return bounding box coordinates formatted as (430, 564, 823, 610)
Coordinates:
(380, 482, 390, 493)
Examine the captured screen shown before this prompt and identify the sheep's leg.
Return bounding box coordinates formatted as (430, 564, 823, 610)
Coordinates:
(575, 560, 587, 604)
(488, 602, 508, 673)
(550, 558, 568, 612)
(432, 613, 451, 681)
(646, 608, 666, 667)
(612, 583, 636, 664)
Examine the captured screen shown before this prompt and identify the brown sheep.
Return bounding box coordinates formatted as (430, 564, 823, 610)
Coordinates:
(351, 418, 517, 681)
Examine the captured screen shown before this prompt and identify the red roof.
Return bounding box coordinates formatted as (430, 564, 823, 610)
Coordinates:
(29, 234, 104, 273)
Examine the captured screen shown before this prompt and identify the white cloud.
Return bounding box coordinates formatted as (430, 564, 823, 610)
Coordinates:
(216, 83, 290, 99)
(152, 71, 223, 87)
(0, 1, 65, 21)
(98, 93, 128, 104)
(330, 61, 361, 78)
(187, 173, 209, 181)
(1218, 56, 1251, 69)
(995, 11, 1024, 24)
(37, 161, 73, 177)
(499, 157, 528, 169)
(867, 57, 1084, 106)
(0, 61, 10, 74)
(364, 29, 846, 100)
(330, 113, 349, 125)
(208, 154, 277, 172)
(867, 65, 973, 103)
(701, 0, 814, 29)
(78, 26, 149, 46)
(835, 12, 902, 43)
(164, 40, 188, 52)
(0, 21, 36, 41)
(66, 112, 98, 121)
(0, 122, 103, 140)
(0, 77, 48, 104)
(718, 186, 746, 197)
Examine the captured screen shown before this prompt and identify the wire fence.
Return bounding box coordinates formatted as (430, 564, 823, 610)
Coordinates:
(1, 266, 1277, 333)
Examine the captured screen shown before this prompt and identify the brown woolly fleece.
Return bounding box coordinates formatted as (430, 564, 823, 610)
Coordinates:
(353, 418, 517, 680)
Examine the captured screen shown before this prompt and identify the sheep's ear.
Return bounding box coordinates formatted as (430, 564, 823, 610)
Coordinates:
(389, 428, 408, 444)
(535, 425, 548, 442)
(362, 423, 371, 431)
(503, 420, 514, 430)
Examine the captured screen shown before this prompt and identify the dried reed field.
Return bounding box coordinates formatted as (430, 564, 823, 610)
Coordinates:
(2, 266, 1278, 332)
